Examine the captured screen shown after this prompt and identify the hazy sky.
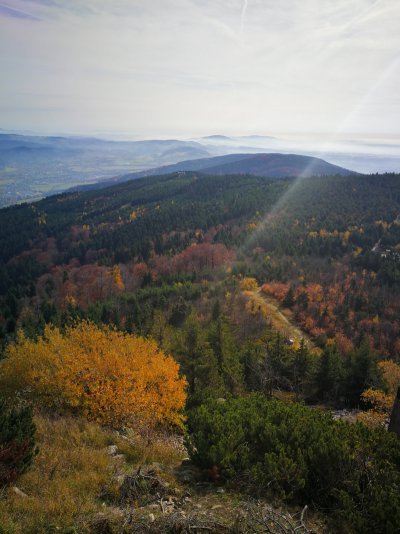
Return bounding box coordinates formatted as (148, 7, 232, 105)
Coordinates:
(1, 0, 399, 138)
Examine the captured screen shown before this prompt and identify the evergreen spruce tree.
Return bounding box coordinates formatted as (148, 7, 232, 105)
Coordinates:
(315, 344, 344, 403)
(345, 338, 381, 406)
(283, 285, 295, 308)
(208, 313, 244, 395)
(292, 339, 312, 398)
(171, 314, 224, 405)
(0, 401, 37, 487)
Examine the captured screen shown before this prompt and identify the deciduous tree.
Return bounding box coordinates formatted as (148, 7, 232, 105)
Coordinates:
(0, 321, 187, 429)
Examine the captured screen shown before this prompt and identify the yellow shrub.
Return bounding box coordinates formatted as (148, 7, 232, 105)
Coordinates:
(358, 387, 393, 428)
(379, 360, 400, 395)
(0, 321, 187, 428)
(240, 277, 259, 291)
(361, 388, 393, 412)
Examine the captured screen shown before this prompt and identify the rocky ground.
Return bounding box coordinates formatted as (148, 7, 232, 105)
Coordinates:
(98, 437, 327, 534)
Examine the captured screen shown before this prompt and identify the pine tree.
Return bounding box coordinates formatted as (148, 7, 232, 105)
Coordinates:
(208, 314, 244, 395)
(173, 314, 224, 405)
(315, 344, 344, 403)
(283, 285, 295, 308)
(345, 338, 381, 406)
(0, 401, 37, 487)
(292, 339, 312, 398)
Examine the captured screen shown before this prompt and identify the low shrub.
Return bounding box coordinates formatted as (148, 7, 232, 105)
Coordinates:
(187, 395, 400, 533)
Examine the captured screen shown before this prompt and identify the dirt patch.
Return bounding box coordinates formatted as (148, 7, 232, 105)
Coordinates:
(243, 289, 317, 351)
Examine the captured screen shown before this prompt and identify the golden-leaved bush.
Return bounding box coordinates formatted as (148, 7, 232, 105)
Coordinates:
(0, 321, 187, 428)
(239, 277, 259, 292)
(357, 360, 400, 428)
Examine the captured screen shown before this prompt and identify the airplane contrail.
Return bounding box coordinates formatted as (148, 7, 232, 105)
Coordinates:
(240, 0, 248, 35)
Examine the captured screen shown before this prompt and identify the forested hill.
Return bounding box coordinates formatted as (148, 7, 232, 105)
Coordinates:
(0, 171, 399, 269)
(0, 172, 288, 265)
(74, 152, 358, 191)
(1, 170, 400, 345)
(132, 152, 358, 178)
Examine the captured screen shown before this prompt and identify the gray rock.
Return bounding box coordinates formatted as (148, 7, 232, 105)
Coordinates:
(12, 487, 28, 498)
(106, 444, 118, 456)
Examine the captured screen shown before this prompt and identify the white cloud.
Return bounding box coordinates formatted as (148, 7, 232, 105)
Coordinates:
(0, 0, 399, 138)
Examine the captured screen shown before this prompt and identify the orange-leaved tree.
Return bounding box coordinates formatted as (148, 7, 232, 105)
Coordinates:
(358, 360, 400, 428)
(0, 321, 187, 428)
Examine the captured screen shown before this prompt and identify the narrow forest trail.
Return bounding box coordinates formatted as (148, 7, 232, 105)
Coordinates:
(243, 288, 317, 351)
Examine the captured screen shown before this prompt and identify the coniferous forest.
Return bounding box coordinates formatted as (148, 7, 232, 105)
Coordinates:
(1, 170, 400, 532)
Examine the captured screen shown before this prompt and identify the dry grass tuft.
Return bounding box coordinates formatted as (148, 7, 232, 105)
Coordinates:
(0, 415, 114, 533)
(115, 428, 185, 467)
(0, 414, 187, 533)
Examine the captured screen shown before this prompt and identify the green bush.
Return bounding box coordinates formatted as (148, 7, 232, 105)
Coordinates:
(187, 395, 400, 533)
(0, 401, 37, 486)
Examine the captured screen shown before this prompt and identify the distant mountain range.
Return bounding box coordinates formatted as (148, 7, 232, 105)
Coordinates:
(0, 133, 209, 162)
(1, 131, 399, 207)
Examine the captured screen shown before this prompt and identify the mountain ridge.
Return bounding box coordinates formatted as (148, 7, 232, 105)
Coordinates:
(74, 152, 359, 191)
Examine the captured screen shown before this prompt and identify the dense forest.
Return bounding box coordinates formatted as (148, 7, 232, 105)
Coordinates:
(1, 170, 400, 533)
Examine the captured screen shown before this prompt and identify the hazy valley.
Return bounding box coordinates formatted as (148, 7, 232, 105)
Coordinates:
(2, 131, 400, 207)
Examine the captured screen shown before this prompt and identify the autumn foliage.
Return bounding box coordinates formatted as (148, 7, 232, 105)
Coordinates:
(0, 321, 187, 428)
(261, 270, 400, 356)
(358, 360, 400, 427)
(239, 277, 259, 291)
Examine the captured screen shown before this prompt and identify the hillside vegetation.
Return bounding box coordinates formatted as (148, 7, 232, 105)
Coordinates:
(1, 171, 400, 532)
